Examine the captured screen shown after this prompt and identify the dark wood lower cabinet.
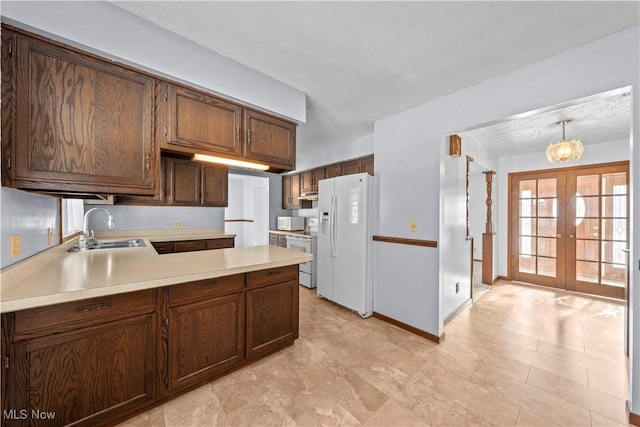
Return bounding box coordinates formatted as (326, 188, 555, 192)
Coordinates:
(1, 264, 300, 426)
(246, 280, 299, 359)
(169, 293, 244, 391)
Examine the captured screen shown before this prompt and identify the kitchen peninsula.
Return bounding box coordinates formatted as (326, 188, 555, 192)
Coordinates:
(1, 237, 312, 426)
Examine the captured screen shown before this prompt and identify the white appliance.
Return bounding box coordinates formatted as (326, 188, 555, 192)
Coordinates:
(277, 216, 305, 231)
(317, 173, 373, 317)
(286, 234, 317, 288)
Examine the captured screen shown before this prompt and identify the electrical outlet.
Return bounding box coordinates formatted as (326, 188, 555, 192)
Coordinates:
(10, 234, 21, 257)
(409, 220, 417, 232)
(47, 228, 54, 246)
(455, 282, 460, 293)
(173, 220, 180, 229)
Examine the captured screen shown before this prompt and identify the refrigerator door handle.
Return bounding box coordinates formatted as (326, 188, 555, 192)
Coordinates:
(332, 195, 338, 257)
(329, 194, 335, 257)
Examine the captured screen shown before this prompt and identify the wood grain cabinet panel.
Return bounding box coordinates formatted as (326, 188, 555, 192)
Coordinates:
(244, 109, 296, 170)
(2, 28, 156, 195)
(341, 159, 362, 176)
(202, 164, 228, 207)
(312, 167, 326, 190)
(325, 163, 342, 179)
(205, 237, 235, 250)
(173, 240, 207, 253)
(246, 280, 299, 359)
(159, 82, 243, 157)
(299, 170, 314, 193)
(168, 293, 244, 391)
(166, 157, 201, 206)
(362, 155, 374, 175)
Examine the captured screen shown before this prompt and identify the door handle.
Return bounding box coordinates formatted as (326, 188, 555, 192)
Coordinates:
(556, 234, 562, 239)
(569, 234, 575, 239)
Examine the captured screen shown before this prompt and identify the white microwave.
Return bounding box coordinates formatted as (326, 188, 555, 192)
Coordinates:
(277, 216, 305, 231)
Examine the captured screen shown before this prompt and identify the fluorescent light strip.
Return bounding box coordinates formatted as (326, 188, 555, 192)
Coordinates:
(192, 153, 270, 171)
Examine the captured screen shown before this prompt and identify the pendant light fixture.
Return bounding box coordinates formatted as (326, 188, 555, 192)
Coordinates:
(545, 119, 584, 163)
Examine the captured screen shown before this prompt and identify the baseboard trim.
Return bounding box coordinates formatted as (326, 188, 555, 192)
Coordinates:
(372, 311, 444, 344)
(495, 275, 508, 283)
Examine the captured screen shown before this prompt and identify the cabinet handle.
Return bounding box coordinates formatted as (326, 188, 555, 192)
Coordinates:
(236, 127, 240, 141)
(199, 281, 219, 289)
(164, 316, 169, 326)
(6, 156, 10, 170)
(163, 125, 168, 136)
(247, 129, 251, 145)
(164, 91, 168, 102)
(145, 154, 151, 171)
(267, 270, 281, 276)
(75, 302, 112, 313)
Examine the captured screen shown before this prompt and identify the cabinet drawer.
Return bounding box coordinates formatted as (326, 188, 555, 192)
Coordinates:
(246, 265, 298, 288)
(174, 240, 207, 253)
(206, 237, 235, 250)
(152, 241, 175, 254)
(13, 289, 155, 339)
(170, 274, 245, 306)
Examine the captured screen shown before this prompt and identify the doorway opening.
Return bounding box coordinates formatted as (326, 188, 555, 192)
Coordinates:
(225, 173, 269, 247)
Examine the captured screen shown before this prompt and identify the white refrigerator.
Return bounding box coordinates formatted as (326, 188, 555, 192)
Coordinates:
(317, 172, 373, 318)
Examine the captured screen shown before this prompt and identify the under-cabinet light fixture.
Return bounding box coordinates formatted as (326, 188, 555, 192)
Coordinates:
(192, 154, 270, 171)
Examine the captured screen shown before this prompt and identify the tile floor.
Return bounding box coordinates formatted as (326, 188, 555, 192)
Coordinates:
(119, 281, 630, 426)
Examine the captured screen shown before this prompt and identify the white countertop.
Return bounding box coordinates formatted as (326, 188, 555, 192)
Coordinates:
(0, 236, 312, 313)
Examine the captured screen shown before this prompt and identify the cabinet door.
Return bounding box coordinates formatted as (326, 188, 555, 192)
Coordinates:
(161, 82, 243, 156)
(8, 30, 156, 195)
(116, 157, 167, 205)
(325, 163, 342, 179)
(290, 174, 302, 209)
(341, 159, 362, 176)
(246, 279, 299, 359)
(269, 233, 279, 246)
(152, 241, 175, 254)
(282, 175, 292, 209)
(166, 158, 200, 206)
(201, 164, 228, 207)
(299, 171, 314, 193)
(244, 109, 296, 171)
(174, 240, 207, 253)
(10, 315, 156, 427)
(168, 293, 244, 391)
(312, 168, 326, 191)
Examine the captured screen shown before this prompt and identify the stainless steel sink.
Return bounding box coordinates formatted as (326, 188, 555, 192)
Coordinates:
(90, 239, 146, 249)
(69, 239, 146, 252)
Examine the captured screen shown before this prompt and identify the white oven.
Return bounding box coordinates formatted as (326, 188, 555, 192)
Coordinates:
(286, 234, 317, 288)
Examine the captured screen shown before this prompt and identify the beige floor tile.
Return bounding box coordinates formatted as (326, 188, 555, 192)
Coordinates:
(116, 406, 166, 427)
(120, 281, 627, 427)
(588, 368, 630, 401)
(363, 398, 426, 427)
(438, 402, 495, 426)
(162, 383, 230, 427)
(526, 366, 628, 424)
(590, 411, 630, 427)
(515, 407, 560, 426)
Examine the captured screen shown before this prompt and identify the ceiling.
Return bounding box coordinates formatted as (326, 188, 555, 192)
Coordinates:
(112, 1, 639, 157)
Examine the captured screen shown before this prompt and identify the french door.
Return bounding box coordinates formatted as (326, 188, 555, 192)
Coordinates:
(509, 162, 629, 299)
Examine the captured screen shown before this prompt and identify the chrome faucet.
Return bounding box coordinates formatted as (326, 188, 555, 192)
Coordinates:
(78, 208, 115, 250)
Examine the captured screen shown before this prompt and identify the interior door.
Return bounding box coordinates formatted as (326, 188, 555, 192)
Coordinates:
(509, 162, 628, 299)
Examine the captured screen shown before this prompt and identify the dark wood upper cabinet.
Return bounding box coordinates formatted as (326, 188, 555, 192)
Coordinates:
(300, 170, 314, 193)
(362, 155, 374, 175)
(244, 109, 296, 170)
(1, 27, 157, 195)
(166, 157, 201, 206)
(202, 163, 228, 207)
(312, 168, 326, 191)
(325, 163, 342, 179)
(341, 159, 362, 176)
(158, 81, 243, 157)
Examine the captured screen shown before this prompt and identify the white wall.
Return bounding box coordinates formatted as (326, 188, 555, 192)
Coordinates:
(296, 133, 374, 171)
(496, 138, 630, 278)
(373, 24, 639, 375)
(0, 1, 305, 123)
